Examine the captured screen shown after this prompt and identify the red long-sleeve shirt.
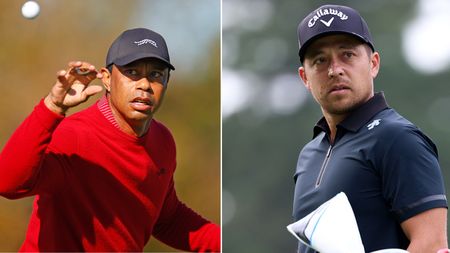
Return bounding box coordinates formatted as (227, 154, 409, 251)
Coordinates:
(0, 97, 220, 252)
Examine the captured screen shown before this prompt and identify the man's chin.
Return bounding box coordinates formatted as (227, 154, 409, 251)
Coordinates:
(129, 110, 153, 121)
(326, 102, 362, 115)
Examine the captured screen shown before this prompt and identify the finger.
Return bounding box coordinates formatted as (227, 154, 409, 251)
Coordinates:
(64, 61, 100, 85)
(74, 67, 92, 76)
(68, 61, 93, 75)
(71, 64, 98, 77)
(81, 69, 100, 82)
(56, 70, 71, 87)
(57, 69, 67, 78)
(83, 85, 103, 98)
(64, 68, 79, 85)
(79, 64, 97, 74)
(68, 61, 97, 70)
(68, 61, 83, 68)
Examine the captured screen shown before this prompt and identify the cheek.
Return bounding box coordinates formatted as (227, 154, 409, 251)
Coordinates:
(112, 77, 132, 94)
(307, 84, 324, 104)
(307, 76, 326, 95)
(153, 85, 166, 98)
(110, 80, 132, 105)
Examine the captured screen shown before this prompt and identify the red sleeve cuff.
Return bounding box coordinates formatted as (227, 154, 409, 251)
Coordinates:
(35, 98, 65, 132)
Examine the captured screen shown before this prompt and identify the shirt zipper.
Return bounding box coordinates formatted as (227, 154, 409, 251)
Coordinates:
(315, 145, 333, 188)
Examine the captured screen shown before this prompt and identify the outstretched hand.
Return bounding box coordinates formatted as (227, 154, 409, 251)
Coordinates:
(44, 61, 104, 115)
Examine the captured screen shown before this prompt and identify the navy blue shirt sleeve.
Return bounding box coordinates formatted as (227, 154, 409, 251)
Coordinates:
(376, 125, 447, 222)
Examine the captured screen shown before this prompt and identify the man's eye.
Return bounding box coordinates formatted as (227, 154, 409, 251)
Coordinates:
(150, 71, 163, 78)
(344, 52, 354, 58)
(313, 57, 325, 65)
(126, 69, 138, 75)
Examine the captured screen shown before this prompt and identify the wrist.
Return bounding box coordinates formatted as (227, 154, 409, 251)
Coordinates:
(44, 95, 68, 115)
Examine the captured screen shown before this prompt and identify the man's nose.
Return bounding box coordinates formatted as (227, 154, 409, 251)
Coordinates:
(328, 58, 344, 78)
(136, 77, 153, 92)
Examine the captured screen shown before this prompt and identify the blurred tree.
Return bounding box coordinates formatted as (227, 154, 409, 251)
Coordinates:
(223, 0, 450, 252)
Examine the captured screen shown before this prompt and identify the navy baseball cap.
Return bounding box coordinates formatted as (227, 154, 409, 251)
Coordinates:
(106, 28, 175, 70)
(297, 5, 374, 63)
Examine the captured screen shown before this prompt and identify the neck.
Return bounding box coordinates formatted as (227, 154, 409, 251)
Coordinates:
(106, 96, 152, 137)
(125, 118, 152, 138)
(323, 112, 348, 144)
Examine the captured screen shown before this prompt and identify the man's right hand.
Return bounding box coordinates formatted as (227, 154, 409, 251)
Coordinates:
(44, 61, 104, 115)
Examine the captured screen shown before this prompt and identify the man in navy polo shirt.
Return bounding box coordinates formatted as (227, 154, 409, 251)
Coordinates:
(293, 4, 448, 253)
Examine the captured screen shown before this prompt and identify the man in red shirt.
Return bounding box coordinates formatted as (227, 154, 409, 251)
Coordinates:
(0, 28, 220, 252)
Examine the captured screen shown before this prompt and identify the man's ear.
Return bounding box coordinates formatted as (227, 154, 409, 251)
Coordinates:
(370, 52, 380, 79)
(100, 67, 111, 92)
(165, 70, 171, 86)
(299, 66, 311, 91)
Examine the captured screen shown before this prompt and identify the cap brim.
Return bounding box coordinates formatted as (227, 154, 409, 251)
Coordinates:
(113, 52, 175, 70)
(299, 31, 374, 63)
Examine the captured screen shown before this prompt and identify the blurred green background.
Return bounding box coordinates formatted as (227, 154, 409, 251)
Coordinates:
(223, 0, 450, 252)
(0, 0, 220, 252)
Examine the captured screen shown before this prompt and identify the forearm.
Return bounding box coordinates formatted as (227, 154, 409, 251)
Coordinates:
(403, 208, 448, 253)
(188, 222, 221, 253)
(153, 201, 220, 252)
(0, 99, 63, 198)
(407, 231, 448, 253)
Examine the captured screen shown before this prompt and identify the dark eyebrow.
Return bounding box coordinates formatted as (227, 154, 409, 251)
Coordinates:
(339, 43, 359, 50)
(304, 48, 324, 60)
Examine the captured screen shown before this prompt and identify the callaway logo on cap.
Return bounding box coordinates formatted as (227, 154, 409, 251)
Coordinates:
(297, 4, 375, 63)
(106, 28, 175, 70)
(308, 7, 349, 28)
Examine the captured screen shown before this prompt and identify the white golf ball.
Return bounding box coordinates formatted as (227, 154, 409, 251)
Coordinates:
(21, 1, 40, 19)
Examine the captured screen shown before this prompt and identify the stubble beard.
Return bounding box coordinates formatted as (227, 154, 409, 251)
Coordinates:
(323, 95, 366, 116)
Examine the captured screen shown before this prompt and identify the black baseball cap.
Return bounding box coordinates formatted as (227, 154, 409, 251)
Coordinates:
(297, 4, 374, 63)
(106, 28, 175, 70)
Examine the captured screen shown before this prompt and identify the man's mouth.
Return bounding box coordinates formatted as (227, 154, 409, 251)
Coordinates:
(130, 97, 153, 111)
(329, 85, 350, 94)
(132, 97, 151, 105)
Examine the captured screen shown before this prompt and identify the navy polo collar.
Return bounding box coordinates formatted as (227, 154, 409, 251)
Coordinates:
(313, 92, 389, 138)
